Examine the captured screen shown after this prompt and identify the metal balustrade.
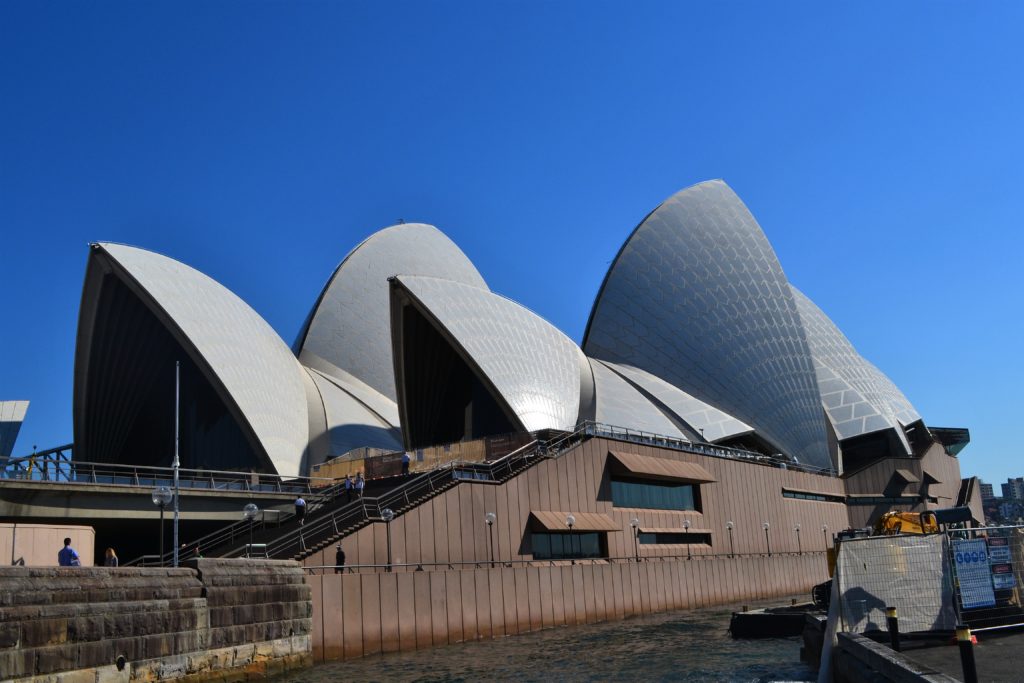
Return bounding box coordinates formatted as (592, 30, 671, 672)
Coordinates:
(578, 421, 837, 476)
(219, 436, 562, 562)
(1, 446, 333, 494)
(300, 550, 827, 575)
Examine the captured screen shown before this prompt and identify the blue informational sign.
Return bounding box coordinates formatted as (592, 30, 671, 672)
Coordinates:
(954, 539, 996, 609)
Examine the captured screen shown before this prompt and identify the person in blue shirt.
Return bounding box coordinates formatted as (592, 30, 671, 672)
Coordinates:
(294, 495, 307, 524)
(58, 538, 81, 567)
(401, 451, 411, 476)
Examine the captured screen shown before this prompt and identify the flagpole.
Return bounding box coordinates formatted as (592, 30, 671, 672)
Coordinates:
(173, 361, 181, 567)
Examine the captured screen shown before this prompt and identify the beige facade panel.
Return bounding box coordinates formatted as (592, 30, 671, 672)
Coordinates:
(608, 450, 716, 482)
(893, 468, 920, 483)
(0, 523, 95, 567)
(307, 436, 851, 570)
(307, 554, 832, 662)
(529, 511, 621, 532)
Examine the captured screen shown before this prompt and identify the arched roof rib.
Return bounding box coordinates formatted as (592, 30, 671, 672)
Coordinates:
(306, 369, 403, 458)
(75, 243, 310, 476)
(790, 286, 920, 452)
(583, 180, 832, 469)
(296, 223, 488, 404)
(589, 360, 686, 438)
(390, 275, 583, 436)
(598, 361, 753, 443)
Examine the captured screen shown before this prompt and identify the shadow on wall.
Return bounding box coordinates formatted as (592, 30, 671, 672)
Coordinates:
(842, 586, 887, 632)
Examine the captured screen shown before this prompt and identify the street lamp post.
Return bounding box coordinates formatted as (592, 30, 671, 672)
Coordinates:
(151, 486, 172, 566)
(794, 523, 802, 555)
(822, 524, 829, 551)
(630, 517, 640, 562)
(726, 521, 735, 558)
(683, 519, 692, 559)
(172, 361, 181, 567)
(382, 508, 395, 572)
(243, 503, 259, 556)
(566, 514, 576, 565)
(485, 512, 497, 568)
(763, 521, 771, 557)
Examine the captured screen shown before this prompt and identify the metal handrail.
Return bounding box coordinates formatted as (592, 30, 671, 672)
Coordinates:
(228, 434, 574, 561)
(578, 421, 837, 477)
(300, 549, 827, 574)
(1, 454, 334, 492)
(127, 441, 552, 567)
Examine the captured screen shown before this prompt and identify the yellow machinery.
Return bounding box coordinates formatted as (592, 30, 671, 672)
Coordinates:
(873, 510, 939, 536)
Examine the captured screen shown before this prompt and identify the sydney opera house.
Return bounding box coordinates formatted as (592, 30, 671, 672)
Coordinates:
(63, 179, 983, 658)
(76, 180, 966, 479)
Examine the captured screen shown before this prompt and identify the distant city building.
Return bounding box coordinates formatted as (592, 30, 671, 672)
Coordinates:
(979, 481, 995, 503)
(1002, 477, 1024, 501)
(0, 400, 30, 459)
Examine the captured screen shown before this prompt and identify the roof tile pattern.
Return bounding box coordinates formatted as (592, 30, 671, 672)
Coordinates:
(791, 286, 920, 450)
(394, 276, 582, 432)
(599, 361, 752, 443)
(583, 180, 830, 469)
(589, 360, 686, 438)
(297, 223, 487, 403)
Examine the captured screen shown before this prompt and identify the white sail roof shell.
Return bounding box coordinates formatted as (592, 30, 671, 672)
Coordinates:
(96, 243, 310, 476)
(0, 400, 30, 459)
(296, 223, 487, 404)
(306, 369, 403, 457)
(589, 360, 686, 438)
(393, 275, 582, 432)
(791, 286, 920, 451)
(598, 361, 753, 443)
(583, 180, 830, 469)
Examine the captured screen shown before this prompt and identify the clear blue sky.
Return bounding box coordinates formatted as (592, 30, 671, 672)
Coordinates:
(2, 2, 1021, 485)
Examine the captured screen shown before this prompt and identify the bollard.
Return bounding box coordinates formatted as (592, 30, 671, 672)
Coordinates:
(956, 624, 978, 683)
(885, 606, 901, 652)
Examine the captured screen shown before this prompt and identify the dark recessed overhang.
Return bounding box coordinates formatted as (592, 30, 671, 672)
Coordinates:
(929, 426, 971, 457)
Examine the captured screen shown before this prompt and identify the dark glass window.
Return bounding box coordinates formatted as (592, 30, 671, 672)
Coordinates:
(611, 477, 697, 511)
(532, 532, 604, 560)
(847, 496, 920, 506)
(782, 489, 845, 503)
(638, 532, 712, 545)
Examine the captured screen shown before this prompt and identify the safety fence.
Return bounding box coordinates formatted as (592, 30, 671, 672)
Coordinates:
(835, 525, 1024, 634)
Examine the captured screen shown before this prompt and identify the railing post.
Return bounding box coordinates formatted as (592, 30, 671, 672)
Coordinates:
(957, 624, 978, 683)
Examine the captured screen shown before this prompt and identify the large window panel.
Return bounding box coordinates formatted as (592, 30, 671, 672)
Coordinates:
(611, 476, 698, 511)
(532, 532, 604, 560)
(638, 531, 711, 545)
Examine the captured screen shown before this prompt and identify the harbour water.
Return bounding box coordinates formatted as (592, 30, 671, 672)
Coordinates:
(278, 596, 815, 682)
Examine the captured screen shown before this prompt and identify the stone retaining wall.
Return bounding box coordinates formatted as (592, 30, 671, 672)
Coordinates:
(0, 559, 312, 682)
